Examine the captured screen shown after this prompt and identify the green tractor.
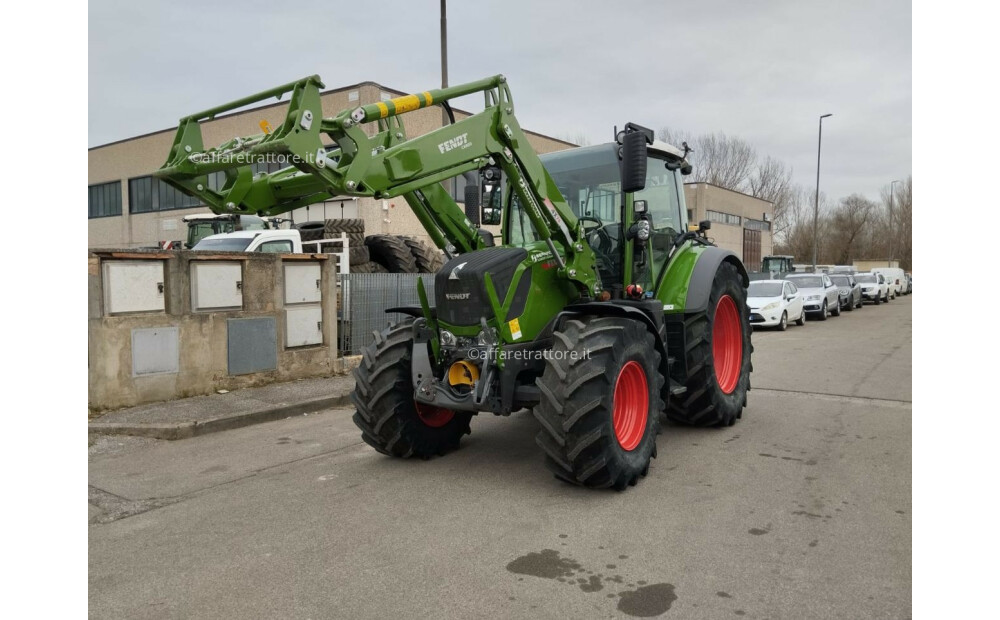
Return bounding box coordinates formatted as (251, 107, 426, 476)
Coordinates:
(156, 74, 752, 490)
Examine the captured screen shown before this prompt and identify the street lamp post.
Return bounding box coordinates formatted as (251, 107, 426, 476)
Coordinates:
(813, 113, 833, 271)
(889, 179, 900, 265)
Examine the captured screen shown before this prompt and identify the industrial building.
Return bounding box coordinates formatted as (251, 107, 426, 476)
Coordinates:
(683, 182, 774, 269)
(88, 80, 575, 249)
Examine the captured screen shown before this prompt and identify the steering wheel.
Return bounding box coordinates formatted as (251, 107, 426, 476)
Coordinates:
(579, 216, 613, 251)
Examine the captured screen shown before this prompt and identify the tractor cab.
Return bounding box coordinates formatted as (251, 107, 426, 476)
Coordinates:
(505, 140, 690, 297)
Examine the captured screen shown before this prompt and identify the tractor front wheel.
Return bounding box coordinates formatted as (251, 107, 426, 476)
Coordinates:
(666, 261, 752, 427)
(534, 317, 663, 490)
(352, 319, 472, 458)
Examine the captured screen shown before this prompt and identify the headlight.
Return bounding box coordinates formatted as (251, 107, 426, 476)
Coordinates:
(807, 295, 821, 301)
(761, 301, 779, 312)
(439, 329, 457, 347)
(840, 288, 850, 295)
(475, 327, 498, 346)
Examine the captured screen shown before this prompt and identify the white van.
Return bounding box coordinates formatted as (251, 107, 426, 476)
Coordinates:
(872, 267, 905, 298)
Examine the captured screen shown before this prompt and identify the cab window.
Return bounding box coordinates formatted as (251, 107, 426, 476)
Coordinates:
(257, 240, 292, 253)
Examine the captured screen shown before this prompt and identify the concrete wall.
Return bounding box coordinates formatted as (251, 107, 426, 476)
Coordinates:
(88, 250, 343, 411)
(683, 183, 774, 265)
(88, 81, 576, 250)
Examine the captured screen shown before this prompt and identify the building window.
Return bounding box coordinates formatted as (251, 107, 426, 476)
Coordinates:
(89, 181, 122, 218)
(707, 209, 742, 226)
(746, 219, 771, 231)
(128, 176, 201, 213)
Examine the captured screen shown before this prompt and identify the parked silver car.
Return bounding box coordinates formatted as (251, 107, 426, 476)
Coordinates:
(829, 273, 863, 311)
(785, 273, 841, 320)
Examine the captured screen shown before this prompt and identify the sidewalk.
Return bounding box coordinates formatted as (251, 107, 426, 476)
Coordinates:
(88, 375, 357, 440)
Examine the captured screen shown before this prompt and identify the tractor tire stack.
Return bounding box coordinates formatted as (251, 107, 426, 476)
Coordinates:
(322, 219, 369, 266)
(295, 221, 326, 242)
(302, 218, 444, 274)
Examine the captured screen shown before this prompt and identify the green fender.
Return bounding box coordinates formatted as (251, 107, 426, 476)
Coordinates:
(656, 242, 750, 314)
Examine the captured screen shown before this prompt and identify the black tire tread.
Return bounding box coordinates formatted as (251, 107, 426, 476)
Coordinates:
(365, 235, 419, 273)
(351, 319, 472, 459)
(666, 261, 752, 427)
(403, 237, 445, 273)
(323, 218, 365, 235)
(533, 316, 664, 490)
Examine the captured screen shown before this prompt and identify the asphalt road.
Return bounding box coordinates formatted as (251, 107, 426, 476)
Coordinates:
(90, 295, 912, 619)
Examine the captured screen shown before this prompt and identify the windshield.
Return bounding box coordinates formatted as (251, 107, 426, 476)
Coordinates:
(761, 257, 789, 272)
(517, 144, 683, 289)
(192, 237, 253, 251)
(748, 282, 783, 297)
(788, 276, 823, 288)
(830, 276, 851, 287)
(855, 275, 876, 283)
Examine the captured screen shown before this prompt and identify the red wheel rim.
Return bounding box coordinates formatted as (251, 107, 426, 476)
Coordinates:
(613, 361, 649, 451)
(414, 402, 455, 428)
(712, 294, 743, 394)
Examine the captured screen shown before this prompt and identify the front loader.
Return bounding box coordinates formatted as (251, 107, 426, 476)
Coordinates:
(156, 74, 752, 490)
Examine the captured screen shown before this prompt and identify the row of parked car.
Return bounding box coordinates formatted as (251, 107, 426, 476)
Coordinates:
(746, 269, 912, 331)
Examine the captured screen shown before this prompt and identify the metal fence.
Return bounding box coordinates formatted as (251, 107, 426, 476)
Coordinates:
(338, 273, 436, 356)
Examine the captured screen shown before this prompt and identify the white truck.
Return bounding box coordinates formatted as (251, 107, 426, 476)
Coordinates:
(191, 229, 351, 275)
(872, 267, 905, 299)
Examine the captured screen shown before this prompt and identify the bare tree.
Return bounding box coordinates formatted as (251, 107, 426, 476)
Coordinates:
(657, 128, 756, 189)
(828, 194, 876, 264)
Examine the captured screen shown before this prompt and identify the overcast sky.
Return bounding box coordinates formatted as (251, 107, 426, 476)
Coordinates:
(89, 0, 910, 204)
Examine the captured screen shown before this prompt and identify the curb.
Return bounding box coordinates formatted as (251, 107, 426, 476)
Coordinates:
(88, 393, 353, 441)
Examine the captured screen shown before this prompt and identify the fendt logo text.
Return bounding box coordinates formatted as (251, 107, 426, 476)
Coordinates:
(438, 133, 470, 154)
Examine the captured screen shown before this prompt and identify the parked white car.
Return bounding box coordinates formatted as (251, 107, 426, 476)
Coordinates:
(192, 229, 304, 253)
(747, 280, 805, 331)
(784, 273, 841, 320)
(855, 272, 889, 304)
(872, 267, 904, 299)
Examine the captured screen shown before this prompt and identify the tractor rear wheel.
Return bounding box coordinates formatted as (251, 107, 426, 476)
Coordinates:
(666, 261, 752, 427)
(351, 319, 472, 458)
(534, 316, 663, 490)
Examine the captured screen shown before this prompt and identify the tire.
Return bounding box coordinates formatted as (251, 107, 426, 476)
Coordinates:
(666, 261, 752, 428)
(295, 221, 325, 242)
(845, 297, 854, 311)
(349, 245, 370, 266)
(874, 294, 881, 306)
(350, 261, 381, 274)
(818, 300, 828, 321)
(370, 261, 389, 273)
(324, 231, 366, 247)
(534, 316, 663, 490)
(352, 319, 473, 458)
(778, 311, 788, 331)
(323, 218, 365, 235)
(403, 237, 445, 273)
(831, 298, 841, 317)
(365, 235, 419, 273)
(856, 296, 863, 309)
(795, 311, 805, 326)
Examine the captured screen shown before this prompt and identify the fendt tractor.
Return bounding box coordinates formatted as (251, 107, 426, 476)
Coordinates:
(156, 74, 753, 490)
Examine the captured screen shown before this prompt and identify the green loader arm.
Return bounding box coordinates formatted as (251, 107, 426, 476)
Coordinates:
(155, 75, 596, 294)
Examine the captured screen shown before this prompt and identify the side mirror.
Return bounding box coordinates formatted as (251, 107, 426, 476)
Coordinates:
(699, 220, 711, 232)
(620, 130, 648, 193)
(464, 184, 481, 226)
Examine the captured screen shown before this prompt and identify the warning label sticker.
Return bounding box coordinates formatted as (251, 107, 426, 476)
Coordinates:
(508, 318, 522, 340)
